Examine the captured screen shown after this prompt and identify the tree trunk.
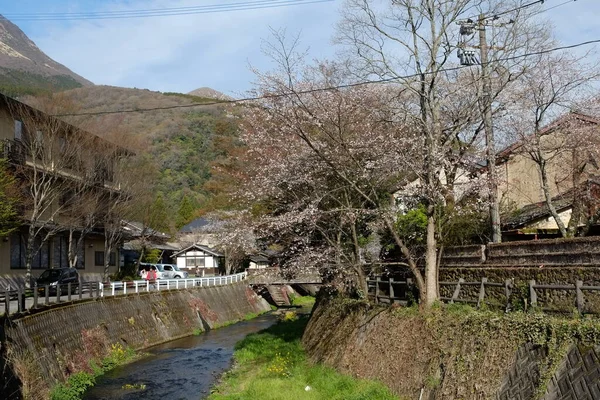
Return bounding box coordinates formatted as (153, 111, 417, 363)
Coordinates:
(539, 158, 568, 237)
(425, 211, 439, 305)
(24, 227, 36, 288)
(103, 244, 112, 282)
(353, 264, 369, 297)
(382, 215, 426, 303)
(68, 229, 77, 269)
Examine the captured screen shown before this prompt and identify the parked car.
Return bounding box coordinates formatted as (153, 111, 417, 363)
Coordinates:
(156, 264, 188, 279)
(36, 268, 79, 293)
(138, 263, 164, 279)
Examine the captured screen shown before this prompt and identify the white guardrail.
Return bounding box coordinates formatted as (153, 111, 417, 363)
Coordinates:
(99, 271, 248, 297)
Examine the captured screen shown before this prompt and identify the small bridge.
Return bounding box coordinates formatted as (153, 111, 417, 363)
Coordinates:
(246, 267, 322, 285)
(246, 268, 322, 306)
(1, 272, 248, 316)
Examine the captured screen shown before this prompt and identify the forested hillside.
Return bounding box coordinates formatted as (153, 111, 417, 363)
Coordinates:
(25, 85, 238, 224)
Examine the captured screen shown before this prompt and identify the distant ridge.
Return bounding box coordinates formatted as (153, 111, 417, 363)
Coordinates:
(188, 87, 233, 101)
(0, 15, 92, 96)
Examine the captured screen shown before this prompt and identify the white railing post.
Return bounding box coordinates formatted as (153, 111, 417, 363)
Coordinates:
(146, 280, 150, 292)
(166, 280, 170, 290)
(123, 281, 127, 295)
(99, 282, 104, 297)
(134, 281, 138, 293)
(185, 280, 188, 289)
(111, 283, 115, 296)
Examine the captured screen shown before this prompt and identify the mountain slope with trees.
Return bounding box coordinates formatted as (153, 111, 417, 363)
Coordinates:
(25, 86, 239, 228)
(0, 15, 91, 96)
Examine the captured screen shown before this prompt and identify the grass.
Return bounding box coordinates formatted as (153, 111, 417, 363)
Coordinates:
(209, 316, 398, 400)
(290, 295, 316, 307)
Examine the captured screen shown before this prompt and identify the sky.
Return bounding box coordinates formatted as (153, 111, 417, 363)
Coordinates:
(0, 0, 598, 97)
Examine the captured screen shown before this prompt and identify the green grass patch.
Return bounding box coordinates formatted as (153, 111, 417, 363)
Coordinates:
(291, 295, 316, 307)
(50, 344, 139, 400)
(209, 316, 397, 400)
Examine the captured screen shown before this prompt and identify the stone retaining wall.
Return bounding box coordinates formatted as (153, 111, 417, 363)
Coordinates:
(441, 237, 600, 268)
(303, 297, 600, 400)
(0, 283, 270, 399)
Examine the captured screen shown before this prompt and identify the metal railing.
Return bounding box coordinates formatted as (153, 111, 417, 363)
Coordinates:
(100, 272, 248, 296)
(1, 272, 248, 315)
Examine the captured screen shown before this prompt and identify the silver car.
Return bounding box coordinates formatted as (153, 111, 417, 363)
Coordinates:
(156, 264, 188, 279)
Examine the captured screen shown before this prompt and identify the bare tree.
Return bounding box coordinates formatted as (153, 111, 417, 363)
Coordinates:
(7, 98, 90, 286)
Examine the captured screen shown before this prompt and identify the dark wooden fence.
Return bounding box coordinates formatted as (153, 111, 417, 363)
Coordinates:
(1, 281, 102, 315)
(367, 276, 600, 314)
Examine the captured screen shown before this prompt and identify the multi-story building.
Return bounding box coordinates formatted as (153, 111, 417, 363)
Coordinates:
(0, 93, 128, 286)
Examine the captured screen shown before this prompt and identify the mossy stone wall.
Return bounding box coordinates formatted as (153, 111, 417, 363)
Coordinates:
(303, 296, 600, 400)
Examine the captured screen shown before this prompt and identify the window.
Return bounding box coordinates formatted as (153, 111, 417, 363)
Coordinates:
(53, 236, 68, 268)
(164, 265, 173, 271)
(186, 256, 205, 267)
(10, 234, 49, 269)
(14, 120, 22, 141)
(95, 251, 104, 266)
(96, 251, 116, 266)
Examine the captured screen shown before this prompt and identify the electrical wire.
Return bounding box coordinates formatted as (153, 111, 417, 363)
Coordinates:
(53, 38, 600, 117)
(465, 0, 579, 22)
(2, 0, 334, 21)
(529, 0, 580, 18)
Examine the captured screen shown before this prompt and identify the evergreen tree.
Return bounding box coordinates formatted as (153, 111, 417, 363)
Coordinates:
(149, 193, 170, 234)
(176, 194, 196, 229)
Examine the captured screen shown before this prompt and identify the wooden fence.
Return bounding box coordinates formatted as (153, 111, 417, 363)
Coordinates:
(2, 281, 102, 315)
(367, 276, 600, 314)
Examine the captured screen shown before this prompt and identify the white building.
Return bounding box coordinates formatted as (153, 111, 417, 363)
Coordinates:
(172, 244, 223, 276)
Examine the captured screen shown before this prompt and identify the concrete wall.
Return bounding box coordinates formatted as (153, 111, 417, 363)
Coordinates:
(0, 283, 270, 399)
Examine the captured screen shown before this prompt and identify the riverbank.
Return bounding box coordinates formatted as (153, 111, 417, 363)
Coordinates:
(303, 296, 600, 399)
(208, 310, 397, 400)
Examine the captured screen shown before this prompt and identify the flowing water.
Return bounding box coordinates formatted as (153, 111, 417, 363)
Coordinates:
(83, 314, 277, 400)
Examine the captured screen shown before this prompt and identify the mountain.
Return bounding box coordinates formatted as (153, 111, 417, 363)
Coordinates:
(25, 86, 238, 218)
(188, 87, 234, 101)
(0, 15, 92, 96)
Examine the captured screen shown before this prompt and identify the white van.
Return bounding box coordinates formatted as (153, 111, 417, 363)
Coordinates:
(156, 264, 189, 279)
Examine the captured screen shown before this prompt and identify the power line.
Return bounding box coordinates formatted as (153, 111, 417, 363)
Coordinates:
(54, 38, 600, 118)
(465, 0, 578, 22)
(2, 0, 334, 21)
(529, 0, 580, 17)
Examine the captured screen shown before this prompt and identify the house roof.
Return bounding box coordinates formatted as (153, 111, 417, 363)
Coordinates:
(179, 217, 212, 233)
(496, 112, 600, 165)
(122, 240, 179, 251)
(172, 243, 224, 257)
(122, 221, 170, 240)
(502, 195, 573, 230)
(249, 254, 270, 263)
(502, 178, 600, 230)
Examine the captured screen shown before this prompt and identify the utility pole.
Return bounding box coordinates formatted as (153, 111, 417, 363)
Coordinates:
(478, 14, 501, 243)
(457, 15, 504, 243)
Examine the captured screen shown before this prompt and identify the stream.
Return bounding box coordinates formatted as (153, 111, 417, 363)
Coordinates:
(83, 313, 277, 400)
